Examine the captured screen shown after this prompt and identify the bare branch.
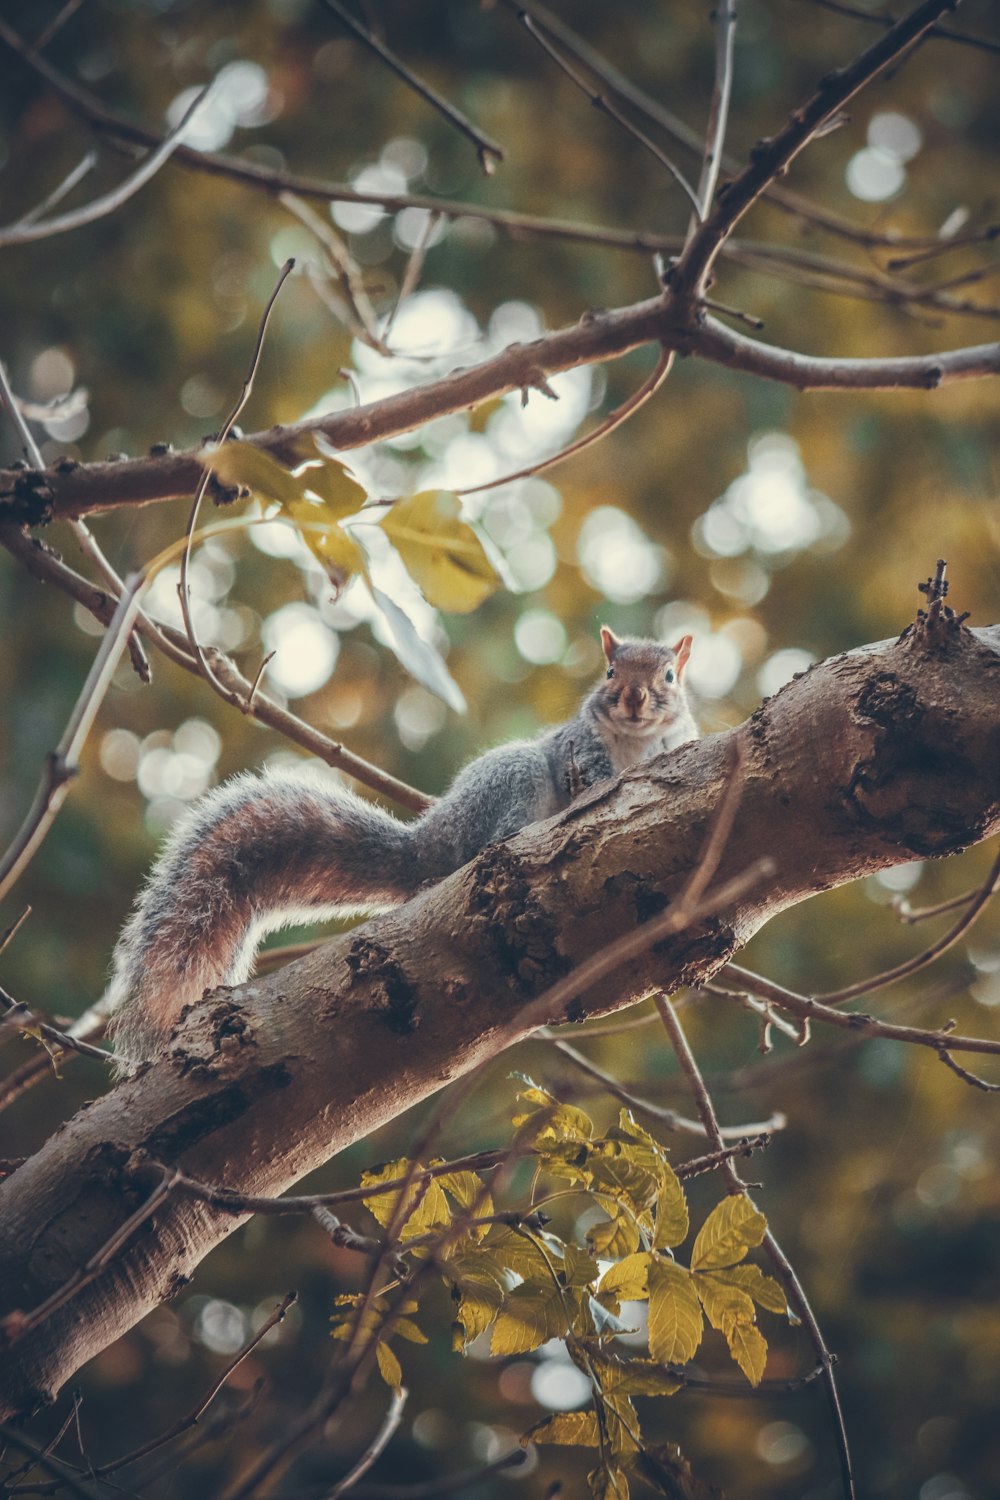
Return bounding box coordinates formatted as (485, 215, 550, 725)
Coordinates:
(325, 1386, 408, 1500)
(318, 0, 503, 174)
(721, 963, 1000, 1072)
(518, 12, 700, 210)
(816, 840, 1000, 1005)
(694, 0, 738, 219)
(548, 1035, 786, 1138)
(0, 85, 214, 247)
(0, 575, 145, 903)
(802, 0, 1000, 55)
(456, 346, 674, 497)
(670, 0, 962, 297)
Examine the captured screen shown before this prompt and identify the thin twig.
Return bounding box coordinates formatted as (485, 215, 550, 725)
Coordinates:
(0, 573, 145, 903)
(94, 1294, 296, 1476)
(179, 256, 296, 692)
(0, 1428, 99, 1500)
(0, 988, 111, 1063)
(802, 0, 1000, 55)
(548, 1036, 786, 1139)
(456, 345, 674, 497)
(383, 211, 442, 344)
(0, 1170, 178, 1344)
(519, 14, 700, 211)
(325, 1386, 407, 1500)
(694, 0, 738, 219)
(12, 150, 96, 228)
(671, 0, 961, 297)
(0, 84, 215, 246)
(318, 0, 503, 173)
(654, 994, 857, 1500)
(816, 841, 1000, 1005)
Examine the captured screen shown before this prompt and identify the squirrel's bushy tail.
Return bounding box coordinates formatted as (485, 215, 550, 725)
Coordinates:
(104, 768, 441, 1073)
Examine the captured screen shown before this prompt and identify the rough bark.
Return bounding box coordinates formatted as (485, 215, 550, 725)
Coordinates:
(1, 615, 999, 1418)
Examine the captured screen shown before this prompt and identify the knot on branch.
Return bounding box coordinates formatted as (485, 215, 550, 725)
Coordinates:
(899, 559, 971, 654)
(346, 937, 419, 1034)
(467, 844, 566, 996)
(0, 467, 54, 526)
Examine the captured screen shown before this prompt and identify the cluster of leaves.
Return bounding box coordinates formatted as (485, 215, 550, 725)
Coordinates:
(331, 1085, 789, 1500)
(202, 439, 500, 709)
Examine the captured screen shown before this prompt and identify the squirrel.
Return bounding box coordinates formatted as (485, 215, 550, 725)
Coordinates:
(98, 627, 697, 1072)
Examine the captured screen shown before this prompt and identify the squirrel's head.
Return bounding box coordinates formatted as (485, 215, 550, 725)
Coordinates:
(596, 627, 693, 736)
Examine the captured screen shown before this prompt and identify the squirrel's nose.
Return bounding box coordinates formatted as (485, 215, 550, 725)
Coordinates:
(623, 686, 647, 715)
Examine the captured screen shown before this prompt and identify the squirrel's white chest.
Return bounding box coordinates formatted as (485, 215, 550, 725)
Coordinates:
(601, 713, 698, 776)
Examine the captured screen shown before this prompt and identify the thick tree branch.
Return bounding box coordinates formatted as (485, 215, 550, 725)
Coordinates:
(2, 300, 998, 527)
(1, 615, 999, 1416)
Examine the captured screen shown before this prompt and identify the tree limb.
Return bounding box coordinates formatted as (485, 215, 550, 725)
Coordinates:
(1, 612, 998, 1416)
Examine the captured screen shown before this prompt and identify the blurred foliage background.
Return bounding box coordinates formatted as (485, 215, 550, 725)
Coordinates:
(1, 0, 1000, 1496)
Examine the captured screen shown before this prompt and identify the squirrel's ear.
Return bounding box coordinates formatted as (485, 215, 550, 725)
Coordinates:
(672, 634, 693, 677)
(600, 626, 621, 664)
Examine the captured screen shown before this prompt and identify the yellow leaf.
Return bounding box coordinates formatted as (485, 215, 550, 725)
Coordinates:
(448, 1257, 509, 1348)
(375, 1340, 402, 1388)
(727, 1321, 768, 1387)
(379, 491, 498, 613)
(652, 1162, 689, 1251)
(589, 1462, 630, 1500)
(646, 1259, 703, 1366)
(724, 1264, 787, 1316)
(695, 1272, 756, 1335)
(296, 450, 367, 518)
(285, 499, 365, 582)
(393, 1317, 428, 1344)
(594, 1355, 683, 1398)
(200, 440, 304, 507)
(490, 1287, 567, 1356)
(690, 1194, 766, 1272)
(528, 1411, 601, 1447)
(597, 1252, 651, 1305)
(587, 1211, 641, 1260)
(361, 1160, 450, 1240)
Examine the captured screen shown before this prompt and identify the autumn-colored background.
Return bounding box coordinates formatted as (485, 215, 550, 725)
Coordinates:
(2, 1, 999, 1496)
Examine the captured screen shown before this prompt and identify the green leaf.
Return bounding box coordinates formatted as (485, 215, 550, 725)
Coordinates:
(647, 1259, 704, 1366)
(726, 1321, 768, 1387)
(379, 491, 499, 612)
(528, 1411, 601, 1447)
(695, 1272, 756, 1336)
(652, 1161, 689, 1251)
(723, 1264, 787, 1316)
(596, 1253, 651, 1307)
(690, 1195, 766, 1272)
(375, 1340, 402, 1388)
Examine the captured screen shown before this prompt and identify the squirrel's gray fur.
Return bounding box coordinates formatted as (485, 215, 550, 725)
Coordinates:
(99, 629, 697, 1072)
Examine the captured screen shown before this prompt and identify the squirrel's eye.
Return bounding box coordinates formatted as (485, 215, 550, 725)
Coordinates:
(665, 668, 675, 684)
(606, 668, 615, 679)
